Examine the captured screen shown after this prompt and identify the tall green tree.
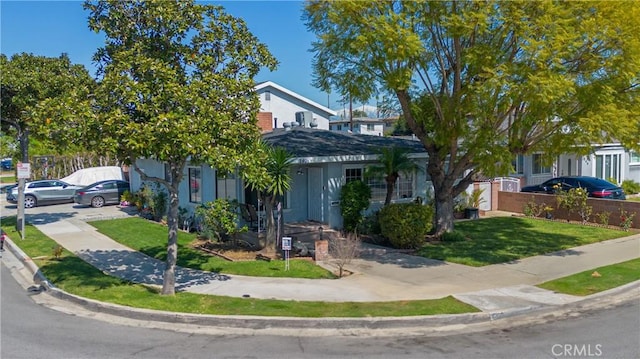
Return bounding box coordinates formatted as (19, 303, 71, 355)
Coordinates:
(1, 53, 95, 231)
(366, 147, 420, 206)
(0, 53, 95, 162)
(85, 0, 277, 295)
(304, 1, 640, 236)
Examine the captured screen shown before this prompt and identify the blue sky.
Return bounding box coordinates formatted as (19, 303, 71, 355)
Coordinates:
(0, 0, 342, 109)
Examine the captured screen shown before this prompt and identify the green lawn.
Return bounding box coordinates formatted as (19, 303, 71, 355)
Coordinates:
(0, 216, 478, 317)
(418, 217, 631, 266)
(538, 258, 640, 296)
(1, 175, 16, 183)
(627, 196, 640, 202)
(89, 217, 335, 279)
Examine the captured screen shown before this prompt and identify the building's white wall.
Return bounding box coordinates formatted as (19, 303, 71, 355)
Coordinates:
(258, 89, 330, 130)
(329, 121, 385, 136)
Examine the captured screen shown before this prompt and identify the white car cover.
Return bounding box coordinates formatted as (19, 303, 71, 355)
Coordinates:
(60, 166, 125, 186)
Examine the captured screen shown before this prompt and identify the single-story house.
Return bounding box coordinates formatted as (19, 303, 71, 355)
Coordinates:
(130, 127, 428, 229)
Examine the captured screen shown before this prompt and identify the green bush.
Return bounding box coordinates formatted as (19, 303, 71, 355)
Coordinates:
(195, 199, 247, 241)
(358, 210, 381, 235)
(379, 203, 434, 249)
(621, 180, 640, 195)
(340, 180, 371, 233)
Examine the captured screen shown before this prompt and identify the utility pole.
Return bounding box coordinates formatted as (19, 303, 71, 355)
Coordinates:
(349, 94, 353, 131)
(16, 127, 28, 237)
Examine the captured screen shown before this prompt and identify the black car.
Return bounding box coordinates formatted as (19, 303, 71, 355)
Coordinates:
(521, 176, 626, 200)
(74, 180, 130, 208)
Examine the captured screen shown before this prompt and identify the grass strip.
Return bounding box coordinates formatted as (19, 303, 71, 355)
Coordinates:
(418, 217, 630, 266)
(537, 258, 640, 296)
(89, 217, 335, 279)
(1, 176, 16, 183)
(0, 216, 479, 317)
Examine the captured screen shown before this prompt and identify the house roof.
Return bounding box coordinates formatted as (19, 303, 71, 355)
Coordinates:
(329, 117, 387, 125)
(254, 81, 337, 117)
(262, 127, 426, 160)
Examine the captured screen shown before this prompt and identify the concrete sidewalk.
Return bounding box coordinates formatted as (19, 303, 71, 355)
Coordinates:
(21, 211, 640, 313)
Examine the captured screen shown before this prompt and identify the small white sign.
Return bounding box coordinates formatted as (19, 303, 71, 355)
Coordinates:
(17, 162, 30, 179)
(282, 237, 292, 251)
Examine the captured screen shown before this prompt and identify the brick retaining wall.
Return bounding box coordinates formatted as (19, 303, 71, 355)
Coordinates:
(498, 191, 640, 229)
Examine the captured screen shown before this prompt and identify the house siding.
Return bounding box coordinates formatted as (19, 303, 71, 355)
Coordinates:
(256, 87, 332, 130)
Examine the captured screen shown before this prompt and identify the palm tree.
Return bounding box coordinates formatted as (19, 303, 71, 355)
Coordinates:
(261, 145, 293, 253)
(366, 147, 420, 205)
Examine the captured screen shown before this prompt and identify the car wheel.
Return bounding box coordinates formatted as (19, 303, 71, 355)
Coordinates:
(91, 196, 105, 208)
(24, 195, 36, 208)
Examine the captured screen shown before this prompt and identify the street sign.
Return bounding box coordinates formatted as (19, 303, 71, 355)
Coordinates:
(17, 162, 30, 179)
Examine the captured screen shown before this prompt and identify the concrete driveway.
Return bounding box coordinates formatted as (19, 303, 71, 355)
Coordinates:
(0, 196, 136, 222)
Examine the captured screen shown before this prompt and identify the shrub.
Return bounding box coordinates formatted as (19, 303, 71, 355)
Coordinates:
(556, 187, 592, 224)
(619, 207, 636, 232)
(358, 210, 381, 235)
(621, 179, 640, 195)
(379, 203, 434, 249)
(330, 233, 361, 278)
(596, 211, 611, 227)
(195, 199, 247, 241)
(339, 180, 371, 233)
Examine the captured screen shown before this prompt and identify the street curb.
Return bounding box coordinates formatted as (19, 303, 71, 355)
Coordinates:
(4, 235, 639, 332)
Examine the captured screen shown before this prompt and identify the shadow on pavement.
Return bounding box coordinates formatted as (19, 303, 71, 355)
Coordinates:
(77, 249, 230, 291)
(544, 249, 584, 257)
(359, 249, 447, 269)
(27, 212, 77, 225)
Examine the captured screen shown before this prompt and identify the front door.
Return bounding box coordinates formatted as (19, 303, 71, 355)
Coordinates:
(307, 167, 323, 222)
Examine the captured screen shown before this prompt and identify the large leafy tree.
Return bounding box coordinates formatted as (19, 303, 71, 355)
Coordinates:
(1, 53, 95, 231)
(304, 1, 640, 236)
(0, 53, 95, 162)
(85, 0, 277, 295)
(366, 147, 420, 205)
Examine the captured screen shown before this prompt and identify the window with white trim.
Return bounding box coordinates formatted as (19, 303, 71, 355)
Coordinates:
(595, 152, 623, 183)
(367, 174, 414, 202)
(188, 167, 202, 203)
(511, 155, 524, 175)
(216, 171, 236, 201)
(532, 154, 551, 175)
(344, 165, 414, 202)
(366, 124, 375, 131)
(345, 167, 363, 183)
(630, 151, 640, 165)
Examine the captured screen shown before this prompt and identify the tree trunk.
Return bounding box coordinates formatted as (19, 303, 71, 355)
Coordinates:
(161, 188, 179, 295)
(433, 189, 455, 236)
(261, 196, 277, 253)
(384, 174, 398, 205)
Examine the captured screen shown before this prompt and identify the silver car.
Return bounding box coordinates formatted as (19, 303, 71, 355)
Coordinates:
(6, 180, 81, 208)
(74, 180, 130, 208)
